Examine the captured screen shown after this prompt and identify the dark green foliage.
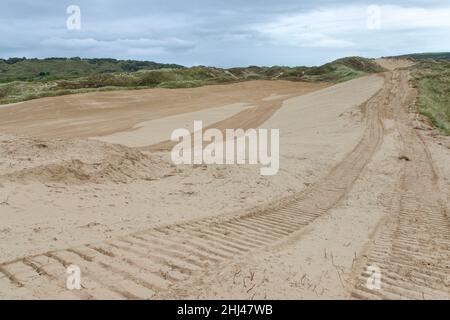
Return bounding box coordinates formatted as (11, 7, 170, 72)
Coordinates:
(0, 57, 184, 83)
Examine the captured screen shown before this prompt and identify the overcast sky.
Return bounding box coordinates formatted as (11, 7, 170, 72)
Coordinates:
(1, 0, 450, 67)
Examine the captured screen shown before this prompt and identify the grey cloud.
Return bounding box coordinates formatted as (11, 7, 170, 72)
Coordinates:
(1, 1, 450, 66)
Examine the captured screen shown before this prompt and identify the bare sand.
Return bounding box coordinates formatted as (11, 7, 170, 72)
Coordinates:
(0, 77, 377, 263)
(162, 114, 404, 299)
(0, 80, 326, 139)
(1, 71, 448, 300)
(155, 70, 449, 300)
(376, 58, 415, 70)
(92, 102, 252, 148)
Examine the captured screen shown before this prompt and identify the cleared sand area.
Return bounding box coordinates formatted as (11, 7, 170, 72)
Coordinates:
(0, 79, 347, 260)
(157, 71, 450, 300)
(1, 69, 448, 299)
(0, 75, 383, 299)
(0, 80, 327, 139)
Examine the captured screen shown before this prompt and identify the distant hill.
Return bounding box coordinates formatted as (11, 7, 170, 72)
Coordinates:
(386, 52, 450, 61)
(299, 56, 385, 82)
(0, 56, 384, 104)
(0, 57, 184, 83)
(227, 57, 384, 83)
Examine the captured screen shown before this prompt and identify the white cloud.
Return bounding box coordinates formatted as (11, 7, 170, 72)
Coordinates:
(250, 5, 450, 48)
(378, 5, 450, 29)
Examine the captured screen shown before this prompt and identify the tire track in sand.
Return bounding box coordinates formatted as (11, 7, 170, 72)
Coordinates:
(351, 70, 449, 300)
(0, 75, 391, 299)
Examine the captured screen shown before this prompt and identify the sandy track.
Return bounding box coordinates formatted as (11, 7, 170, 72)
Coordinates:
(351, 71, 449, 300)
(0, 75, 389, 299)
(153, 71, 449, 300)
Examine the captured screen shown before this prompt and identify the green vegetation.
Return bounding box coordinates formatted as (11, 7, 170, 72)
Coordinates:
(0, 57, 384, 104)
(227, 57, 384, 83)
(300, 56, 385, 82)
(411, 60, 450, 135)
(389, 52, 450, 61)
(0, 67, 238, 104)
(0, 57, 183, 83)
